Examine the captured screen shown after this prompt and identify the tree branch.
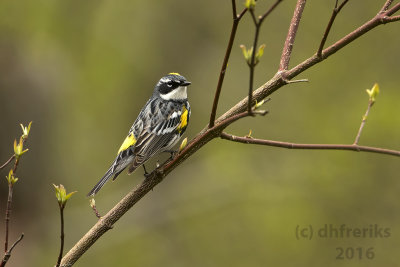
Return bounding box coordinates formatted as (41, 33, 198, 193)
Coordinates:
(246, 0, 283, 114)
(383, 14, 400, 22)
(1, 123, 31, 266)
(0, 155, 15, 170)
(61, 107, 266, 266)
(317, 0, 350, 57)
(380, 0, 394, 13)
(3, 184, 13, 254)
(0, 234, 24, 267)
(216, 6, 400, 125)
(247, 9, 261, 114)
(209, 3, 247, 128)
(3, 155, 23, 258)
(354, 100, 374, 145)
(260, 0, 283, 21)
(279, 0, 307, 72)
(3, 152, 23, 258)
(220, 132, 400, 157)
(385, 2, 400, 16)
(60, 3, 400, 266)
(56, 207, 65, 267)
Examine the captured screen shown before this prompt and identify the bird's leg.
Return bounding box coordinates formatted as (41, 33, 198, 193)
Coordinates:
(164, 149, 178, 160)
(142, 164, 151, 178)
(154, 160, 165, 177)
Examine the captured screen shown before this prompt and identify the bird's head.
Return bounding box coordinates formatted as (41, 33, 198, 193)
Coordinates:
(154, 73, 191, 100)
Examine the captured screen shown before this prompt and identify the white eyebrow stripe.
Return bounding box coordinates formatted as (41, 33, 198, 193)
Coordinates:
(157, 78, 171, 85)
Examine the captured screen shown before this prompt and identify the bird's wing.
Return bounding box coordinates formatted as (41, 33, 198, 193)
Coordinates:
(87, 99, 189, 196)
(130, 100, 189, 170)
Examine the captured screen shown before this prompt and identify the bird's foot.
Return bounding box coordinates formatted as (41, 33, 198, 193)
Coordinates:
(143, 164, 152, 178)
(164, 150, 178, 160)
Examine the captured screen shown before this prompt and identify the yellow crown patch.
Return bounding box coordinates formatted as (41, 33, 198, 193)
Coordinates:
(169, 72, 180, 75)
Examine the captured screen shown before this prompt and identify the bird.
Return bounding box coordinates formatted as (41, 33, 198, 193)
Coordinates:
(87, 73, 191, 197)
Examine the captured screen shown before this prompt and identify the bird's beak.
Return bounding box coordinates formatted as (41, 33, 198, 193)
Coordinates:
(181, 81, 191, 86)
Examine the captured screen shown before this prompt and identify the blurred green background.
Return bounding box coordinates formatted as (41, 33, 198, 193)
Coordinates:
(0, 0, 399, 266)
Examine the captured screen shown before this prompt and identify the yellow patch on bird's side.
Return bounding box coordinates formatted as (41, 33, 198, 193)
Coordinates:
(118, 133, 136, 154)
(169, 72, 180, 75)
(177, 106, 188, 133)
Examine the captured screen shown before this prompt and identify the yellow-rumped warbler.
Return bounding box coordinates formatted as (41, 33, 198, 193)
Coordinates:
(87, 73, 191, 196)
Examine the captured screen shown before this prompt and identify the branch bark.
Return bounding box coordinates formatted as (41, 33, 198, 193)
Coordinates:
(279, 0, 307, 72)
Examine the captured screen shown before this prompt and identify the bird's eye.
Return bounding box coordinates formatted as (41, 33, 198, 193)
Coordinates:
(167, 81, 173, 87)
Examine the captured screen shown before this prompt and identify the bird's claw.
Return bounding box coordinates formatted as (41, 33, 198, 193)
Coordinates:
(165, 150, 178, 160)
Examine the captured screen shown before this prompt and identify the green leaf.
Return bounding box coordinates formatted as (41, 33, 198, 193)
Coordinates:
(13, 137, 27, 158)
(255, 44, 266, 63)
(20, 121, 32, 139)
(65, 191, 77, 201)
(245, 0, 256, 10)
(53, 184, 77, 208)
(240, 45, 249, 61)
(366, 83, 379, 102)
(89, 198, 96, 208)
(254, 99, 265, 109)
(13, 139, 18, 155)
(6, 170, 18, 185)
(179, 137, 188, 152)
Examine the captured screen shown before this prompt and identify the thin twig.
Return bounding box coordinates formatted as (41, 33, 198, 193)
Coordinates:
(249, 9, 258, 25)
(12, 158, 20, 178)
(317, 0, 350, 57)
(56, 207, 65, 267)
(259, 0, 283, 21)
(1, 127, 30, 266)
(0, 155, 15, 170)
(3, 155, 22, 255)
(90, 200, 102, 219)
(354, 100, 373, 145)
(385, 2, 400, 16)
(247, 0, 284, 113)
(247, 9, 261, 114)
(231, 0, 237, 18)
(0, 234, 24, 267)
(279, 0, 307, 71)
(4, 184, 13, 254)
(209, 3, 247, 128)
(383, 14, 400, 22)
(6, 234, 23, 256)
(220, 132, 400, 157)
(380, 0, 394, 13)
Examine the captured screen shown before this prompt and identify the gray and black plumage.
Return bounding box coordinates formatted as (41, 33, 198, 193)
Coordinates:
(87, 73, 191, 196)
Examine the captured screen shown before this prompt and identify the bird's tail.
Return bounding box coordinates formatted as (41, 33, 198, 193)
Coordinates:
(87, 164, 123, 197)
